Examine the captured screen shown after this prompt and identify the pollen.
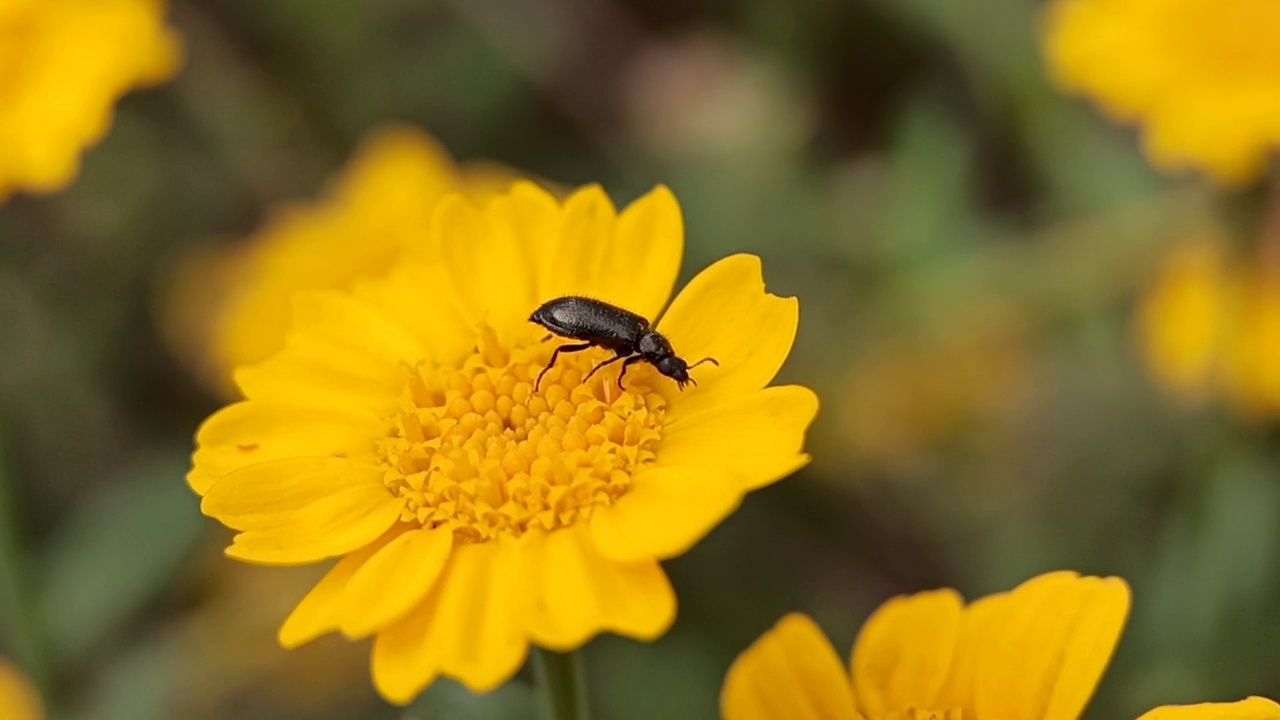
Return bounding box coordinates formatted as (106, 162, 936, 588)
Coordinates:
(377, 328, 668, 542)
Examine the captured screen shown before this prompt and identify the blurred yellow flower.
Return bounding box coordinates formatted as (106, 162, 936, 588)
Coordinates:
(722, 571, 1130, 720)
(0, 0, 180, 202)
(1138, 238, 1230, 403)
(1221, 270, 1280, 415)
(188, 182, 818, 703)
(1138, 236, 1280, 417)
(160, 126, 525, 397)
(1043, 0, 1280, 184)
(0, 659, 42, 720)
(840, 308, 1033, 471)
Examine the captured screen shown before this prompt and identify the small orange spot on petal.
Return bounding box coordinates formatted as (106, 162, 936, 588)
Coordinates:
(236, 443, 260, 452)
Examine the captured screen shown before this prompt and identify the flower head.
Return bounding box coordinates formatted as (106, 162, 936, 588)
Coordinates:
(0, 659, 42, 720)
(723, 570, 1280, 720)
(1137, 235, 1280, 417)
(189, 182, 818, 703)
(1043, 0, 1280, 184)
(160, 126, 525, 396)
(840, 307, 1033, 472)
(1137, 237, 1231, 403)
(0, 0, 180, 201)
(722, 571, 1131, 720)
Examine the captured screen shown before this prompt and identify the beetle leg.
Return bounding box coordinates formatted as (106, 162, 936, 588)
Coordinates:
(583, 352, 631, 384)
(617, 356, 645, 390)
(536, 343, 593, 391)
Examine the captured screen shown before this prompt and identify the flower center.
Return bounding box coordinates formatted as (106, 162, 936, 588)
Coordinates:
(377, 328, 668, 542)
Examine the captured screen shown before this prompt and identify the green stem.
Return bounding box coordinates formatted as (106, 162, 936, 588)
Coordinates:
(533, 648, 590, 720)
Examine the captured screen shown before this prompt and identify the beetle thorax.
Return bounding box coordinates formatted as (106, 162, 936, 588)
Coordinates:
(637, 331, 672, 359)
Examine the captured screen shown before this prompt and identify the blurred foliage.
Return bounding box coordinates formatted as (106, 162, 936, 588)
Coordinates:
(2, 0, 1279, 718)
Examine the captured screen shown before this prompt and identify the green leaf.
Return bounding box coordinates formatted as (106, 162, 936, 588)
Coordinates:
(69, 636, 181, 720)
(39, 452, 205, 666)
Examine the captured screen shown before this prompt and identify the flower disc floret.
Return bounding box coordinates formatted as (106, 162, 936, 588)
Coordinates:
(380, 330, 667, 541)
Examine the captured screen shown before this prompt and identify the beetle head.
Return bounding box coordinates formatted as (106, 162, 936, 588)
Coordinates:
(655, 356, 693, 389)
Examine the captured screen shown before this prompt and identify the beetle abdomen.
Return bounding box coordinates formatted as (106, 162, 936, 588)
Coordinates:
(530, 296, 648, 347)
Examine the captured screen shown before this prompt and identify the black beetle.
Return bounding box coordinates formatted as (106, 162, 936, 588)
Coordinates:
(530, 296, 718, 391)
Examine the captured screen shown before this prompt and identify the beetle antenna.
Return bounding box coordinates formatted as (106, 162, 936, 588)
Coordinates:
(687, 357, 719, 370)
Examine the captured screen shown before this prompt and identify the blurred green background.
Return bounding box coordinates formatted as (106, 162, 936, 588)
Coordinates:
(1, 0, 1277, 718)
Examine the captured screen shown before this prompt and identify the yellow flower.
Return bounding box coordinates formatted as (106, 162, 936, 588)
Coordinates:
(160, 126, 527, 397)
(723, 571, 1280, 720)
(1043, 0, 1280, 184)
(840, 307, 1033, 471)
(0, 0, 180, 201)
(188, 182, 819, 704)
(1221, 271, 1280, 415)
(1137, 237, 1231, 403)
(0, 659, 42, 720)
(1137, 235, 1280, 417)
(722, 571, 1130, 720)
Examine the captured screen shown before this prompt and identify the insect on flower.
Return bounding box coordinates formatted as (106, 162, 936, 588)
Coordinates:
(188, 182, 818, 704)
(531, 296, 718, 390)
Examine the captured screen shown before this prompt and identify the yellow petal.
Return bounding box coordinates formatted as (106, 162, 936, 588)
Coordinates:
(278, 532, 401, 648)
(536, 185, 618, 303)
(338, 527, 454, 639)
(352, 260, 475, 367)
(431, 195, 538, 340)
(335, 125, 460, 220)
(1137, 697, 1280, 720)
(234, 334, 404, 414)
(973, 571, 1130, 720)
(721, 613, 859, 720)
(589, 465, 743, 563)
(526, 526, 676, 650)
(657, 254, 799, 416)
(851, 588, 964, 717)
(233, 288, 425, 412)
(371, 541, 529, 704)
(504, 181, 564, 298)
(188, 400, 380, 495)
(933, 590, 1012, 712)
(598, 185, 684, 319)
(289, 291, 428, 369)
(203, 458, 404, 566)
(658, 385, 818, 490)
